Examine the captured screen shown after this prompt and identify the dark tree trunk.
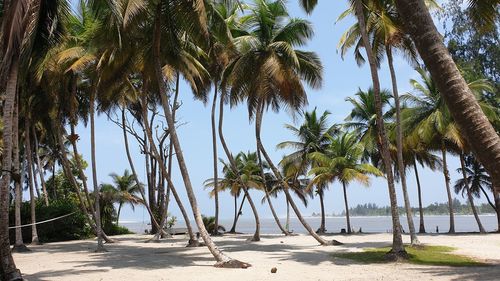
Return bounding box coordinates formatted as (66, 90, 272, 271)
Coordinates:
(317, 189, 326, 234)
(25, 117, 39, 244)
(33, 126, 49, 206)
(460, 154, 485, 233)
(441, 146, 455, 233)
(394, 0, 500, 194)
(353, 0, 405, 257)
(387, 46, 419, 245)
(153, 5, 246, 267)
(342, 183, 352, 234)
(413, 161, 426, 233)
(229, 194, 246, 233)
(211, 83, 220, 235)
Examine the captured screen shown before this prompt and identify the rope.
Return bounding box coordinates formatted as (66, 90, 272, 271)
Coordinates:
(8, 212, 77, 229)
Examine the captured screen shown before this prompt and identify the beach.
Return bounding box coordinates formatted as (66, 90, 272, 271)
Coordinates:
(13, 233, 500, 281)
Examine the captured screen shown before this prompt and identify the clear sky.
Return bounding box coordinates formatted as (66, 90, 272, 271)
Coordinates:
(69, 0, 481, 223)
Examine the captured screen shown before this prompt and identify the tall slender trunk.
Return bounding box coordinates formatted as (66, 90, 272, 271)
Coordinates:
(354, 0, 405, 257)
(342, 182, 351, 234)
(90, 89, 105, 252)
(441, 145, 455, 233)
(211, 83, 220, 235)
(152, 5, 246, 267)
(394, 0, 500, 193)
(413, 161, 425, 233)
(25, 117, 39, 244)
(33, 127, 49, 206)
(0, 57, 22, 281)
(286, 199, 290, 232)
(317, 189, 326, 234)
(144, 129, 157, 234)
(217, 90, 261, 240)
(229, 194, 246, 233)
(13, 100, 28, 251)
(459, 154, 485, 233)
(31, 154, 41, 199)
(255, 102, 338, 246)
(387, 46, 419, 244)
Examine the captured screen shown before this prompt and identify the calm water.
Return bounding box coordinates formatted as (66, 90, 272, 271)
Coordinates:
(121, 214, 498, 234)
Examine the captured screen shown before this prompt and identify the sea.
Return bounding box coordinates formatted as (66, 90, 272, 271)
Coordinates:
(120, 214, 499, 234)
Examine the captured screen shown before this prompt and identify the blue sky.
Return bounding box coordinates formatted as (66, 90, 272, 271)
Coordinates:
(68, 0, 482, 223)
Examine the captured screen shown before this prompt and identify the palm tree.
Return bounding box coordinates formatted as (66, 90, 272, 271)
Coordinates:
(393, 0, 500, 193)
(309, 132, 383, 234)
(109, 170, 143, 224)
(225, 0, 341, 246)
(277, 109, 337, 233)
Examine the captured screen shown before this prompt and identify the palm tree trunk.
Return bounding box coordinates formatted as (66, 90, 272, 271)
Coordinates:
(353, 0, 405, 257)
(0, 56, 22, 281)
(152, 6, 246, 267)
(33, 126, 49, 206)
(494, 190, 500, 232)
(256, 148, 289, 235)
(13, 100, 28, 251)
(317, 189, 326, 234)
(211, 82, 220, 235)
(460, 154, 485, 233)
(393, 0, 500, 194)
(342, 182, 352, 234)
(229, 194, 246, 233)
(286, 199, 290, 232)
(25, 117, 39, 244)
(255, 102, 339, 246)
(387, 46, 419, 245)
(217, 89, 260, 240)
(413, 160, 426, 233)
(90, 89, 106, 252)
(441, 145, 455, 233)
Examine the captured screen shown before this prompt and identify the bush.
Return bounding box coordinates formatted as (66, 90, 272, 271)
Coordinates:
(105, 224, 133, 236)
(9, 199, 93, 243)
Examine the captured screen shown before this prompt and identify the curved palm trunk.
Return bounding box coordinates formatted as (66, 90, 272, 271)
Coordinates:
(90, 90, 106, 252)
(413, 161, 426, 233)
(211, 83, 220, 235)
(0, 57, 22, 281)
(152, 6, 246, 267)
(393, 0, 500, 194)
(441, 146, 455, 233)
(217, 91, 261, 240)
(342, 183, 352, 234)
(25, 117, 39, 244)
(387, 46, 419, 245)
(13, 100, 28, 252)
(459, 154, 485, 233)
(317, 189, 326, 234)
(354, 0, 405, 257)
(255, 102, 339, 246)
(33, 127, 49, 206)
(229, 194, 246, 233)
(256, 148, 289, 235)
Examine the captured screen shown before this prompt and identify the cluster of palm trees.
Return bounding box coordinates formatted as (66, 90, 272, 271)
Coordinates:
(0, 0, 499, 279)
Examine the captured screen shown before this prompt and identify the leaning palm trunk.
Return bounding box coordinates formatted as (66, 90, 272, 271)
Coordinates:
(0, 58, 22, 281)
(255, 102, 339, 246)
(342, 183, 351, 234)
(387, 46, 419, 245)
(211, 83, 220, 235)
(353, 0, 405, 258)
(413, 160, 426, 233)
(90, 90, 106, 252)
(218, 91, 261, 240)
(152, 6, 247, 267)
(459, 154, 485, 233)
(13, 101, 28, 252)
(33, 127, 49, 206)
(441, 145, 455, 233)
(393, 0, 500, 194)
(229, 194, 246, 233)
(25, 117, 39, 244)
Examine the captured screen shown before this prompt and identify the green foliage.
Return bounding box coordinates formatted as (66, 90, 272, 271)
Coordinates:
(331, 245, 486, 267)
(202, 215, 225, 233)
(105, 224, 133, 236)
(9, 199, 92, 243)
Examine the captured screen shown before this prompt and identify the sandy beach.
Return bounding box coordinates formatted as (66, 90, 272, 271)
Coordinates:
(13, 233, 500, 281)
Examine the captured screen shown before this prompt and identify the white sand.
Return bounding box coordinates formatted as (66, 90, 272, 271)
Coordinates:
(13, 233, 500, 281)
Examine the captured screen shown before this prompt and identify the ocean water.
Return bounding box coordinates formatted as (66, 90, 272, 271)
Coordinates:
(120, 214, 498, 234)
